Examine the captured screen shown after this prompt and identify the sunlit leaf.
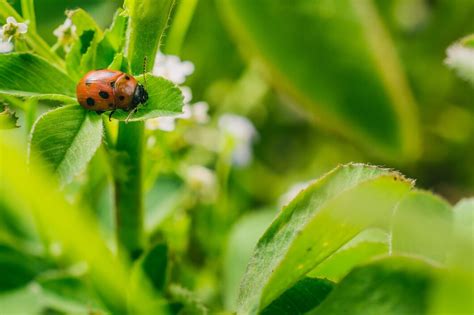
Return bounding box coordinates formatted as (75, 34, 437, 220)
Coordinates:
(0, 53, 75, 97)
(219, 0, 420, 161)
(391, 190, 453, 263)
(29, 105, 103, 186)
(237, 164, 413, 314)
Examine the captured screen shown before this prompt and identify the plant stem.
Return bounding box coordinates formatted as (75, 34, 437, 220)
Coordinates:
(21, 0, 36, 32)
(114, 121, 145, 259)
(165, 0, 199, 55)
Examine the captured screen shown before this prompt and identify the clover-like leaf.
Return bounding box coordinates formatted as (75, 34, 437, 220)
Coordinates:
(29, 105, 103, 186)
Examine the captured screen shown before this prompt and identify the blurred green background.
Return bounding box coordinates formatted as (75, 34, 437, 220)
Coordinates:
(1, 0, 473, 313)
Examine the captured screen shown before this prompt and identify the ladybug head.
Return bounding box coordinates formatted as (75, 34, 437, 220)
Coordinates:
(132, 84, 149, 107)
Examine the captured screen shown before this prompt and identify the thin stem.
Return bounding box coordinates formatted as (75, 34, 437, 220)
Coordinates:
(21, 0, 36, 32)
(114, 121, 145, 260)
(165, 0, 199, 55)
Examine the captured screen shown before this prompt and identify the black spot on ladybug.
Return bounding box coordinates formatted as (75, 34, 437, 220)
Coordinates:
(125, 76, 130, 80)
(86, 97, 95, 106)
(108, 103, 114, 108)
(110, 81, 115, 88)
(99, 91, 109, 99)
(119, 95, 125, 101)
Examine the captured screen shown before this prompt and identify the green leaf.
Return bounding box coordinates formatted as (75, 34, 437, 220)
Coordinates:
(236, 164, 413, 314)
(391, 190, 453, 263)
(111, 74, 184, 121)
(449, 198, 474, 270)
(102, 8, 128, 52)
(133, 243, 169, 293)
(29, 105, 103, 186)
(0, 53, 75, 97)
(307, 256, 437, 315)
(0, 244, 49, 292)
(0, 106, 19, 129)
(260, 277, 334, 315)
(219, 0, 420, 161)
(308, 229, 388, 282)
(124, 0, 176, 74)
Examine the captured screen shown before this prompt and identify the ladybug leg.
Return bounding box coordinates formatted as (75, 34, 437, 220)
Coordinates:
(108, 109, 116, 121)
(96, 110, 105, 115)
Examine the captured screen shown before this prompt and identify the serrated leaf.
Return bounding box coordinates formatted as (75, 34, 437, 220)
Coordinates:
(220, 0, 420, 161)
(308, 256, 437, 315)
(237, 164, 413, 314)
(392, 190, 453, 263)
(0, 106, 19, 129)
(260, 277, 334, 315)
(0, 53, 75, 97)
(111, 74, 184, 121)
(29, 105, 103, 186)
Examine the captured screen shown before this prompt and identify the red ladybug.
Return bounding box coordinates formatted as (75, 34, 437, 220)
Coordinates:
(76, 70, 148, 120)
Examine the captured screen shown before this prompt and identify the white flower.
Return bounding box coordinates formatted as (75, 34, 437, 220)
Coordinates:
(153, 52, 195, 85)
(0, 39, 13, 53)
(445, 42, 474, 85)
(278, 181, 313, 208)
(53, 18, 77, 51)
(192, 102, 210, 124)
(184, 165, 217, 201)
(146, 116, 177, 132)
(0, 16, 27, 42)
(218, 114, 257, 167)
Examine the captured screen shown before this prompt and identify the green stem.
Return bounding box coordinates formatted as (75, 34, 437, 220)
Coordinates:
(165, 0, 199, 55)
(114, 121, 145, 260)
(21, 0, 36, 32)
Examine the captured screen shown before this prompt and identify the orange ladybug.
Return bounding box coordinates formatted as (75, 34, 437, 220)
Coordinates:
(76, 70, 148, 120)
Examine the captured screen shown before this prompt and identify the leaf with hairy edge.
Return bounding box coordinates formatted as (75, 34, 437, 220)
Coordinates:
(0, 53, 75, 97)
(111, 74, 184, 121)
(29, 105, 103, 186)
(391, 190, 453, 263)
(0, 106, 19, 129)
(308, 256, 438, 315)
(237, 164, 413, 314)
(219, 0, 420, 161)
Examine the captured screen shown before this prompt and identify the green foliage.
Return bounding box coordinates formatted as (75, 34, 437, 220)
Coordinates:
(0, 53, 75, 97)
(0, 106, 19, 129)
(219, 0, 420, 160)
(29, 105, 103, 186)
(237, 164, 412, 314)
(308, 256, 437, 315)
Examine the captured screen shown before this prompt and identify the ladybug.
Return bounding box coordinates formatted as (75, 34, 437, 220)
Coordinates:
(76, 70, 148, 120)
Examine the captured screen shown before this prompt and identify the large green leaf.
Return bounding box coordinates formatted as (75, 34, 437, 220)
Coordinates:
(237, 164, 413, 314)
(308, 229, 388, 282)
(308, 256, 437, 315)
(219, 0, 420, 161)
(111, 74, 184, 121)
(391, 190, 453, 263)
(0, 53, 75, 97)
(29, 105, 103, 186)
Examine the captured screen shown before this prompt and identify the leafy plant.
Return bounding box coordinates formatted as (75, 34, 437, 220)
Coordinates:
(0, 0, 473, 314)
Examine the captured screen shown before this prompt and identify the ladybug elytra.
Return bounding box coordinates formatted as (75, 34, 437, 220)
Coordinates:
(76, 70, 148, 120)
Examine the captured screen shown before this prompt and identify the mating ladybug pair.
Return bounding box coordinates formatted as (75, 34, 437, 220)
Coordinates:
(76, 69, 148, 121)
